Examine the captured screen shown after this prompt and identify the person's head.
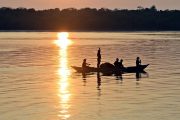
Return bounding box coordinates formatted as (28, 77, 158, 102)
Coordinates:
(83, 59, 86, 62)
(98, 48, 100, 51)
(137, 57, 140, 60)
(116, 58, 119, 61)
(120, 59, 123, 62)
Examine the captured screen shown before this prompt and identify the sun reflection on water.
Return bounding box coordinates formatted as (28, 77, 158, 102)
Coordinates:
(54, 32, 72, 120)
(54, 32, 73, 49)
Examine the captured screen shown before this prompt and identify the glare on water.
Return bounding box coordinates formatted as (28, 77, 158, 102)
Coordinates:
(54, 32, 73, 49)
(55, 32, 72, 119)
(0, 32, 180, 120)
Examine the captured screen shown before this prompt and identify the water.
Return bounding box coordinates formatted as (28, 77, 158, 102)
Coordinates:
(0, 32, 180, 120)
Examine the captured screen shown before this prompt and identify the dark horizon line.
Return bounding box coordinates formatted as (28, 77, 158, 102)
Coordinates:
(1, 30, 180, 32)
(1, 5, 180, 11)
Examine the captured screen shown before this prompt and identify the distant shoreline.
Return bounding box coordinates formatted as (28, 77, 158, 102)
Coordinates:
(0, 30, 180, 32)
(1, 6, 180, 31)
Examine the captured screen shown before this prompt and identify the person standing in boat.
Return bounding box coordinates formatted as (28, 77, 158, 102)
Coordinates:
(97, 48, 101, 68)
(136, 57, 141, 67)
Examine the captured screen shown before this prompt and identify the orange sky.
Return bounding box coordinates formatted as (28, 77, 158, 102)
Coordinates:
(0, 0, 180, 10)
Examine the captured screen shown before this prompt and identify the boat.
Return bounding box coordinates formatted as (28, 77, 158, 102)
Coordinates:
(71, 66, 98, 73)
(123, 64, 149, 73)
(71, 64, 149, 74)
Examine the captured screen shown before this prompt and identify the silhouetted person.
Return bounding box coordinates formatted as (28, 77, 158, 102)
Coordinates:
(82, 59, 90, 71)
(119, 59, 124, 69)
(97, 48, 101, 68)
(136, 57, 141, 67)
(114, 58, 120, 69)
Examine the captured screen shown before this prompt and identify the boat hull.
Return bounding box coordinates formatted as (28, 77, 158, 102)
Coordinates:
(71, 64, 149, 74)
(71, 66, 98, 73)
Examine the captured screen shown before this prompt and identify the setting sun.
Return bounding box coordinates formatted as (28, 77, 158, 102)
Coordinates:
(54, 32, 72, 48)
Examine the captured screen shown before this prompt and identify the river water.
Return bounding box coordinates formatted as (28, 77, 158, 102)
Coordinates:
(0, 32, 180, 120)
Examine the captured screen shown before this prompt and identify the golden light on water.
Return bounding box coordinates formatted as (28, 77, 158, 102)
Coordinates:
(55, 32, 72, 119)
(54, 32, 72, 49)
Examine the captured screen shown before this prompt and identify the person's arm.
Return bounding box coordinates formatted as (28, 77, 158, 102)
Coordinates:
(86, 63, 90, 66)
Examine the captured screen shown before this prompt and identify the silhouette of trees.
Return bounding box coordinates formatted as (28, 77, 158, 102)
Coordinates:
(0, 6, 180, 31)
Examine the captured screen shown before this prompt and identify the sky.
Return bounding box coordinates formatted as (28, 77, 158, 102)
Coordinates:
(0, 0, 180, 10)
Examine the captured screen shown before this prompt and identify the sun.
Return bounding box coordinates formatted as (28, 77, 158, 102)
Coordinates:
(54, 32, 72, 48)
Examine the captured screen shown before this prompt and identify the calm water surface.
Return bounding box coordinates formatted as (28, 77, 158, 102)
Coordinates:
(0, 32, 180, 120)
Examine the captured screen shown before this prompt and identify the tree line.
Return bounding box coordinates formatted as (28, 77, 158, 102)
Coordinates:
(0, 6, 180, 31)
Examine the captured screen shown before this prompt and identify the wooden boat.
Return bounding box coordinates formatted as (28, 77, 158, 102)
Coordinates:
(71, 66, 98, 73)
(71, 64, 149, 74)
(123, 64, 149, 73)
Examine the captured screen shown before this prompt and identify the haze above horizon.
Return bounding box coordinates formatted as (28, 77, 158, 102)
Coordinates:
(0, 0, 180, 10)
